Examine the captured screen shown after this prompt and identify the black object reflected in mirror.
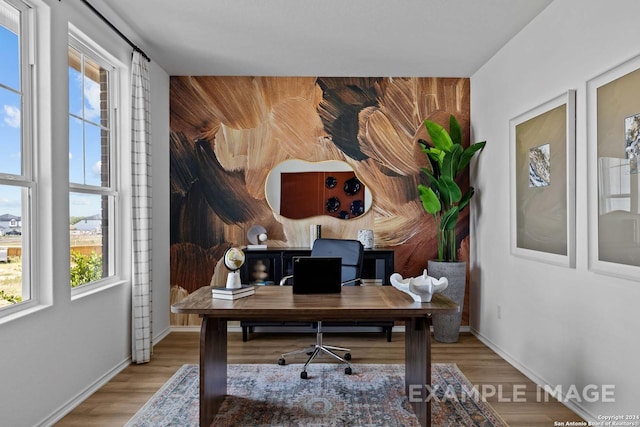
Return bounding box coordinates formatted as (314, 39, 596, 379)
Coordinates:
(350, 200, 364, 217)
(344, 177, 362, 196)
(325, 176, 337, 188)
(326, 197, 340, 212)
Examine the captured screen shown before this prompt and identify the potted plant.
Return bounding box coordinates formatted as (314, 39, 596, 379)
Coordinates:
(418, 114, 485, 342)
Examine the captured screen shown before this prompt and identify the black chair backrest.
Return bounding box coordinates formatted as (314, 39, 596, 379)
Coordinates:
(311, 238, 364, 285)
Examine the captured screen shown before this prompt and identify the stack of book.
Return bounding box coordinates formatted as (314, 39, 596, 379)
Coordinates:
(211, 285, 255, 300)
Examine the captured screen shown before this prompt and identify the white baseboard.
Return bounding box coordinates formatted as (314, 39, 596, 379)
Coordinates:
(391, 325, 471, 333)
(171, 325, 201, 332)
(153, 325, 172, 343)
(470, 327, 595, 423)
(37, 357, 131, 427)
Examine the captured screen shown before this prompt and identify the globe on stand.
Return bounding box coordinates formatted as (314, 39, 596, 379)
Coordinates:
(223, 247, 245, 289)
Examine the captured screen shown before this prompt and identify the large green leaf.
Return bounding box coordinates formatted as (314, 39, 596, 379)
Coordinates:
(424, 120, 453, 151)
(449, 115, 462, 146)
(458, 187, 475, 211)
(418, 184, 441, 215)
(441, 207, 460, 230)
(457, 141, 486, 174)
(439, 175, 462, 204)
(441, 144, 463, 179)
(420, 168, 441, 197)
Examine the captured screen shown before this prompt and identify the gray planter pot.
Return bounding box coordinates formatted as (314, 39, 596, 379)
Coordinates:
(427, 260, 466, 343)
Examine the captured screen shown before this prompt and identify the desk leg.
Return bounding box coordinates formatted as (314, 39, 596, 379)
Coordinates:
(200, 316, 227, 427)
(405, 316, 431, 427)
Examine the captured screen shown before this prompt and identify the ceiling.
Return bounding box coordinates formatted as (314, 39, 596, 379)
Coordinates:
(100, 0, 554, 77)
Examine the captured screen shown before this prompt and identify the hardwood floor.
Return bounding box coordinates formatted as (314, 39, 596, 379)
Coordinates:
(55, 331, 583, 426)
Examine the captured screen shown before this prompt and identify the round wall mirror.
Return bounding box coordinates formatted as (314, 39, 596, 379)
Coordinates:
(265, 159, 372, 220)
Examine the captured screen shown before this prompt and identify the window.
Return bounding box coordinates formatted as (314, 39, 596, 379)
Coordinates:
(68, 33, 118, 291)
(0, 0, 33, 312)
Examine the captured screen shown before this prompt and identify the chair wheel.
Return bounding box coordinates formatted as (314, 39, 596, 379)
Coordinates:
(345, 367, 352, 375)
(344, 352, 351, 361)
(278, 358, 286, 366)
(300, 371, 308, 379)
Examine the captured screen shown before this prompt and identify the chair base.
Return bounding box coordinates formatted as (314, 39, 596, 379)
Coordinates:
(278, 321, 352, 378)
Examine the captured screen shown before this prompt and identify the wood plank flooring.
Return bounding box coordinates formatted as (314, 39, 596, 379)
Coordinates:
(55, 331, 584, 426)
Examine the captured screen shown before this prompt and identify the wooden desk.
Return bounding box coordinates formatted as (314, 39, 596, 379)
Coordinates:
(171, 285, 458, 427)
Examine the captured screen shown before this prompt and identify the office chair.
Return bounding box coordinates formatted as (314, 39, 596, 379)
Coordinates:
(277, 238, 364, 379)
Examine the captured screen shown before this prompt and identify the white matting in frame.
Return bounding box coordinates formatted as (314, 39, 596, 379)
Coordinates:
(587, 55, 640, 281)
(509, 90, 576, 267)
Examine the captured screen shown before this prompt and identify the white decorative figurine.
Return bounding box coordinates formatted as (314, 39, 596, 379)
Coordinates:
(390, 269, 448, 303)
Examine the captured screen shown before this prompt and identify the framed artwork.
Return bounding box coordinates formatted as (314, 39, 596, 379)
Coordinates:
(509, 90, 576, 267)
(587, 56, 640, 281)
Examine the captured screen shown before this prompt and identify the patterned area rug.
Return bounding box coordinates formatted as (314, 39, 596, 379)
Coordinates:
(125, 364, 507, 427)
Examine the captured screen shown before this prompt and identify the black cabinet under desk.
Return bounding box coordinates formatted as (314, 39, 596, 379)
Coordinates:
(239, 247, 395, 341)
(240, 247, 394, 286)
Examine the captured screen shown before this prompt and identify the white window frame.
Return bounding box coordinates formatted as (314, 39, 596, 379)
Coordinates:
(68, 28, 122, 297)
(0, 0, 36, 319)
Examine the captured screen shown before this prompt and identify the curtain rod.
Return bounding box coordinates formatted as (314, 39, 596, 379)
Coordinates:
(76, 0, 151, 62)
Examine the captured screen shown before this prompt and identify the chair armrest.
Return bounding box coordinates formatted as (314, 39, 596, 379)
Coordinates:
(279, 275, 293, 286)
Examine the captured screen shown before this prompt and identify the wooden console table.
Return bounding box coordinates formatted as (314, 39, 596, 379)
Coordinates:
(171, 285, 458, 427)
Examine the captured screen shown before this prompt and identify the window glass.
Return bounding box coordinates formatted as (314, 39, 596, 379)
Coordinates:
(68, 36, 117, 291)
(0, 185, 25, 307)
(69, 192, 111, 287)
(84, 122, 109, 187)
(68, 45, 111, 187)
(0, 88, 21, 175)
(68, 46, 83, 117)
(0, 6, 20, 89)
(1, 3, 22, 177)
(0, 0, 30, 312)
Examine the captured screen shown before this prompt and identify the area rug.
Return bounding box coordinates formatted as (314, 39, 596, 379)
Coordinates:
(125, 363, 506, 427)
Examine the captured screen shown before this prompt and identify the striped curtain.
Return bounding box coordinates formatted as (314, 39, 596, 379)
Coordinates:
(131, 51, 152, 364)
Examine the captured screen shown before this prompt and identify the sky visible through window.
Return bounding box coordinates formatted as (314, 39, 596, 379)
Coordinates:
(0, 23, 22, 218)
(0, 22, 104, 220)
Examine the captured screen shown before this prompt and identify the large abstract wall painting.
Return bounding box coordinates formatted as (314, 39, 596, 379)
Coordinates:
(510, 90, 576, 267)
(588, 56, 640, 281)
(169, 76, 471, 325)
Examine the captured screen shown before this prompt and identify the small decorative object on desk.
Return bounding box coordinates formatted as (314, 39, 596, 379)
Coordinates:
(212, 285, 255, 300)
(223, 247, 245, 289)
(357, 229, 374, 249)
(390, 269, 448, 303)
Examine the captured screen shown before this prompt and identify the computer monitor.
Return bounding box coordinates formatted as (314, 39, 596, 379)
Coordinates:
(292, 256, 342, 294)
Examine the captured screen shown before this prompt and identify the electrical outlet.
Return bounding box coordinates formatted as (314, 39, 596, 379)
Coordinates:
(497, 304, 502, 320)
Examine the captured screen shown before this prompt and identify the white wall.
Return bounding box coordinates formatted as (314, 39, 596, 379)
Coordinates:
(0, 1, 170, 426)
(471, 0, 640, 419)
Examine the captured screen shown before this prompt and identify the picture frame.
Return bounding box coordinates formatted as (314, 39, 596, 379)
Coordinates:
(509, 90, 576, 267)
(587, 55, 640, 281)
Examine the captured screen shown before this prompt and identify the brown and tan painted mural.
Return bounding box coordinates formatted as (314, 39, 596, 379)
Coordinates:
(169, 76, 471, 326)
